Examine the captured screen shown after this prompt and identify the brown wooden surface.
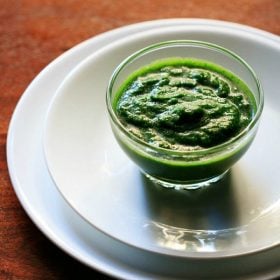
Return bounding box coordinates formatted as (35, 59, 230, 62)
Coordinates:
(1, 1, 280, 279)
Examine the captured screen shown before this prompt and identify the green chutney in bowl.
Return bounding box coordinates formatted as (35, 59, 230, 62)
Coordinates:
(106, 41, 263, 190)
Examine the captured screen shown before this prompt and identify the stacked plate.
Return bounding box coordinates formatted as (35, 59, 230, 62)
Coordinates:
(7, 19, 280, 279)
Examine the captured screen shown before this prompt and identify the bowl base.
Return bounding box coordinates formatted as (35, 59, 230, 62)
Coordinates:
(143, 171, 229, 191)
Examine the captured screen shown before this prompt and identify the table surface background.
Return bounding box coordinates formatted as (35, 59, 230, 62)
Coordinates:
(1, 1, 280, 279)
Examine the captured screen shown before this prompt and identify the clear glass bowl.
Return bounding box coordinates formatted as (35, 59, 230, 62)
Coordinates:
(106, 40, 264, 190)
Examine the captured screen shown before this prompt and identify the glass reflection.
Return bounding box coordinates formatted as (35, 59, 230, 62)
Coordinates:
(142, 172, 242, 252)
(141, 171, 280, 252)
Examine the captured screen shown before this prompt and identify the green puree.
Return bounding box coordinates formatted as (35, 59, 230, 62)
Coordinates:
(114, 58, 256, 151)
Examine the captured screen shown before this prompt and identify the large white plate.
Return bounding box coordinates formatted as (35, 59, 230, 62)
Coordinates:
(7, 19, 280, 279)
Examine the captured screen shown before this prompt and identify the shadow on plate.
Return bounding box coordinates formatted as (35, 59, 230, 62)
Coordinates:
(141, 171, 240, 231)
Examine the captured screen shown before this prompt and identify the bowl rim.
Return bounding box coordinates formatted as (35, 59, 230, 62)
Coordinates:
(106, 40, 264, 157)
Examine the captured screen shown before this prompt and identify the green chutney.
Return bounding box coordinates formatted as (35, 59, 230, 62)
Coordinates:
(114, 58, 256, 151)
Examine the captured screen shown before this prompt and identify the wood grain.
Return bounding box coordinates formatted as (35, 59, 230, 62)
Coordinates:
(1, 1, 279, 279)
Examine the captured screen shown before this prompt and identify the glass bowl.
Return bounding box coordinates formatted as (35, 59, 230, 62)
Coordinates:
(106, 40, 263, 190)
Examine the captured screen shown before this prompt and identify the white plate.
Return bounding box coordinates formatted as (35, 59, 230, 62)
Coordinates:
(44, 24, 280, 258)
(7, 19, 280, 279)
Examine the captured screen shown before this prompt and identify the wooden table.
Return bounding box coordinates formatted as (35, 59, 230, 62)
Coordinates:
(1, 1, 279, 279)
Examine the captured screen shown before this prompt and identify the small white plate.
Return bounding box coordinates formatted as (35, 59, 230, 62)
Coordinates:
(8, 19, 280, 279)
(44, 24, 280, 258)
